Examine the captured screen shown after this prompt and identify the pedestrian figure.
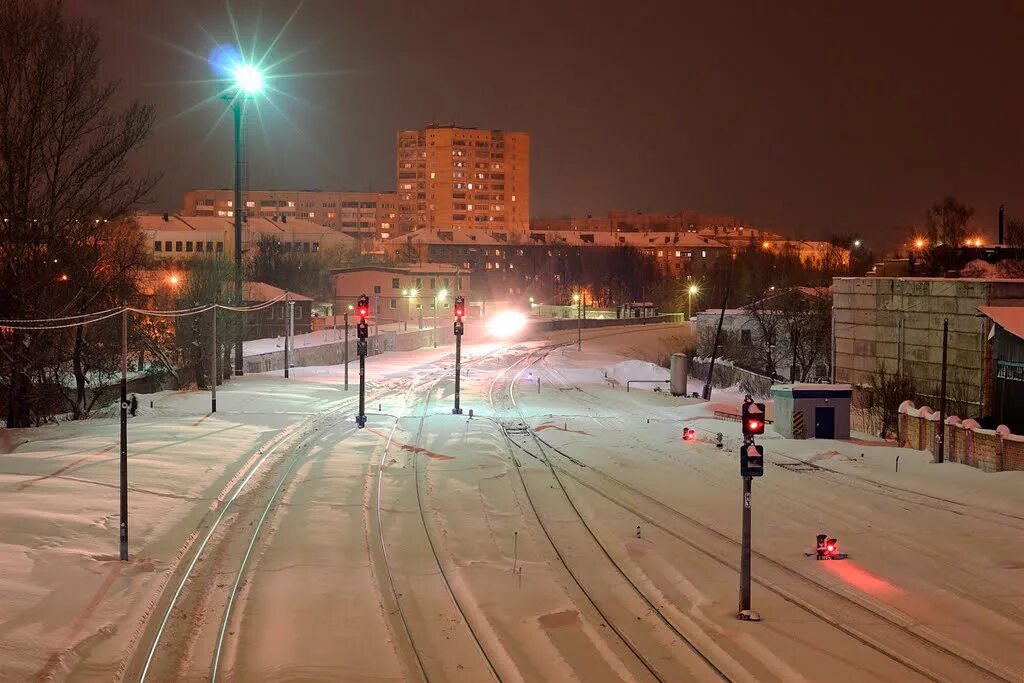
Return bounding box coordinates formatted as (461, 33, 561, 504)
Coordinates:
(129, 394, 138, 417)
(635, 525, 642, 539)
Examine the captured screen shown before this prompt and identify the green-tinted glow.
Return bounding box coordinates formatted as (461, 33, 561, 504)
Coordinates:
(232, 64, 265, 95)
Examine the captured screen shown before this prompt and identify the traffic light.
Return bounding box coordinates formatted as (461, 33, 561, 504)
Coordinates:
(356, 294, 369, 340)
(740, 443, 764, 477)
(453, 295, 465, 320)
(815, 534, 839, 559)
(742, 402, 766, 436)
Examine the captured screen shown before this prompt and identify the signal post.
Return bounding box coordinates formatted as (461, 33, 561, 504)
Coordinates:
(452, 296, 465, 415)
(356, 295, 369, 427)
(739, 396, 765, 621)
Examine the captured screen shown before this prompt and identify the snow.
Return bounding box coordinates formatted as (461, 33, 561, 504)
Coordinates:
(1, 321, 1022, 682)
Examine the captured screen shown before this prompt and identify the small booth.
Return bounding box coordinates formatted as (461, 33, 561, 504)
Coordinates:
(771, 384, 852, 439)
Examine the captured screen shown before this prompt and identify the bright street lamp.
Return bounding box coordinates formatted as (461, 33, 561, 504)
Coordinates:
(687, 283, 699, 320)
(231, 64, 265, 95)
(853, 239, 862, 248)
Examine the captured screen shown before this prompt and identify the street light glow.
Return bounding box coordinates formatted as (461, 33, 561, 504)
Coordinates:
(167, 274, 181, 286)
(437, 289, 448, 300)
(853, 239, 862, 248)
(572, 293, 580, 303)
(409, 288, 418, 297)
(914, 238, 926, 249)
(232, 63, 265, 95)
(688, 284, 699, 295)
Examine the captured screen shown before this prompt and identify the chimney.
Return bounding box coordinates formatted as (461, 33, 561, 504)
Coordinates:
(162, 212, 169, 222)
(999, 204, 1005, 245)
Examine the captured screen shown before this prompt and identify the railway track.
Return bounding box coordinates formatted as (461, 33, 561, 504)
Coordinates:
(532, 432, 1017, 683)
(373, 347, 509, 682)
(489, 350, 733, 683)
(505, 349, 1017, 683)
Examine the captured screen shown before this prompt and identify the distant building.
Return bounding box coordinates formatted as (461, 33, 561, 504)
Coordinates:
(330, 264, 470, 326)
(137, 213, 354, 260)
(396, 125, 529, 234)
(181, 189, 399, 239)
(832, 277, 1024, 419)
(241, 282, 313, 341)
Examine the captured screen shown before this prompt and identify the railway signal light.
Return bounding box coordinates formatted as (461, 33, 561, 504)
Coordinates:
(740, 443, 764, 477)
(454, 295, 465, 320)
(816, 534, 839, 559)
(742, 402, 766, 436)
(356, 294, 369, 320)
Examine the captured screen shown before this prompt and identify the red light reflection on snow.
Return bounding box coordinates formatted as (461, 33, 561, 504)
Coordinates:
(820, 560, 902, 596)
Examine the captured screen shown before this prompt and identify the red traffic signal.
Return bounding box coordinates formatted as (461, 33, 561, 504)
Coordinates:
(741, 402, 766, 436)
(356, 294, 369, 319)
(453, 295, 465, 319)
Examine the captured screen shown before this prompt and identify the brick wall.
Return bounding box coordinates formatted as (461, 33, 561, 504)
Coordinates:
(898, 401, 1023, 472)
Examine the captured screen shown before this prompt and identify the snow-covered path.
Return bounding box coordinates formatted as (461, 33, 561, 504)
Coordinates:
(1, 323, 1022, 682)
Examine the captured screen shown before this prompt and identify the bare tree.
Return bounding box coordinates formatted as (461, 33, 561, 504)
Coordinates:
(0, 0, 156, 426)
(870, 366, 916, 439)
(925, 196, 974, 248)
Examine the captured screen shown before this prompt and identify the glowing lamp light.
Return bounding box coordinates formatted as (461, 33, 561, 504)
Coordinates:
(688, 284, 699, 295)
(914, 238, 926, 249)
(486, 310, 527, 339)
(762, 240, 771, 249)
(232, 64, 265, 95)
(167, 274, 180, 286)
(436, 288, 448, 301)
(572, 293, 580, 303)
(853, 239, 862, 248)
(747, 419, 763, 433)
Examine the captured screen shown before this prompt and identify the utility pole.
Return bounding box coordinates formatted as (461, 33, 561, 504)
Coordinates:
(373, 293, 380, 356)
(703, 259, 732, 400)
(288, 298, 296, 374)
(120, 305, 129, 561)
(937, 318, 949, 463)
(232, 99, 244, 376)
(790, 327, 799, 383)
(343, 311, 350, 391)
(283, 294, 291, 379)
(211, 306, 217, 413)
(453, 296, 465, 414)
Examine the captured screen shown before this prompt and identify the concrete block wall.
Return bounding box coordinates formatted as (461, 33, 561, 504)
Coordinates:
(834, 277, 1024, 417)
(898, 401, 1023, 472)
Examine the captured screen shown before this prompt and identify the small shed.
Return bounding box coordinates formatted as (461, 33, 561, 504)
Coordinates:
(771, 384, 852, 439)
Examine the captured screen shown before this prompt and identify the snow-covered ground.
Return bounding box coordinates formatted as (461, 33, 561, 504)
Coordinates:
(1, 322, 1021, 682)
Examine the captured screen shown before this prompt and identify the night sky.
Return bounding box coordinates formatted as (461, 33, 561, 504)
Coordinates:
(72, 1, 1024, 250)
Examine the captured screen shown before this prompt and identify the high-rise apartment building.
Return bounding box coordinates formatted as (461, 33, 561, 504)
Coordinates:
(396, 126, 529, 234)
(182, 189, 400, 239)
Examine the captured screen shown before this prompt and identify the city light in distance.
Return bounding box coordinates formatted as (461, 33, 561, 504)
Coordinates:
(914, 238, 926, 249)
(486, 310, 528, 339)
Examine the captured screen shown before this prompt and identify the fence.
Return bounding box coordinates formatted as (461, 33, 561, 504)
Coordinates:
(244, 324, 456, 373)
(898, 401, 1024, 472)
(531, 313, 684, 333)
(689, 357, 775, 398)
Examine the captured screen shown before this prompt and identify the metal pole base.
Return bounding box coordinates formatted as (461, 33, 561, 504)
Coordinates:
(356, 414, 367, 428)
(212, 398, 217, 413)
(737, 609, 761, 622)
(452, 408, 463, 415)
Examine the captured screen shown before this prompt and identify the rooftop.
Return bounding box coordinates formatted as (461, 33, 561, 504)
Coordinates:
(979, 305, 1024, 341)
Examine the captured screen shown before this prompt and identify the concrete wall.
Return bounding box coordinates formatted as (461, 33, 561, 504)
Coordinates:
(833, 277, 1024, 417)
(243, 323, 456, 374)
(898, 400, 1024, 472)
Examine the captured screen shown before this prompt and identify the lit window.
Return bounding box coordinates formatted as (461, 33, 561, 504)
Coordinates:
(467, 204, 473, 210)
(702, 250, 707, 258)
(468, 183, 473, 190)
(512, 195, 517, 201)
(675, 250, 681, 257)
(657, 250, 664, 257)
(227, 200, 233, 207)
(381, 232, 390, 239)
(308, 212, 315, 218)
(287, 201, 295, 207)
(328, 211, 336, 218)
(246, 200, 255, 208)
(430, 172, 436, 179)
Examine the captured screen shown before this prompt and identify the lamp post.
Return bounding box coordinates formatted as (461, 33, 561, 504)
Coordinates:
(433, 288, 448, 347)
(573, 292, 581, 351)
(687, 283, 699, 321)
(223, 61, 265, 376)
